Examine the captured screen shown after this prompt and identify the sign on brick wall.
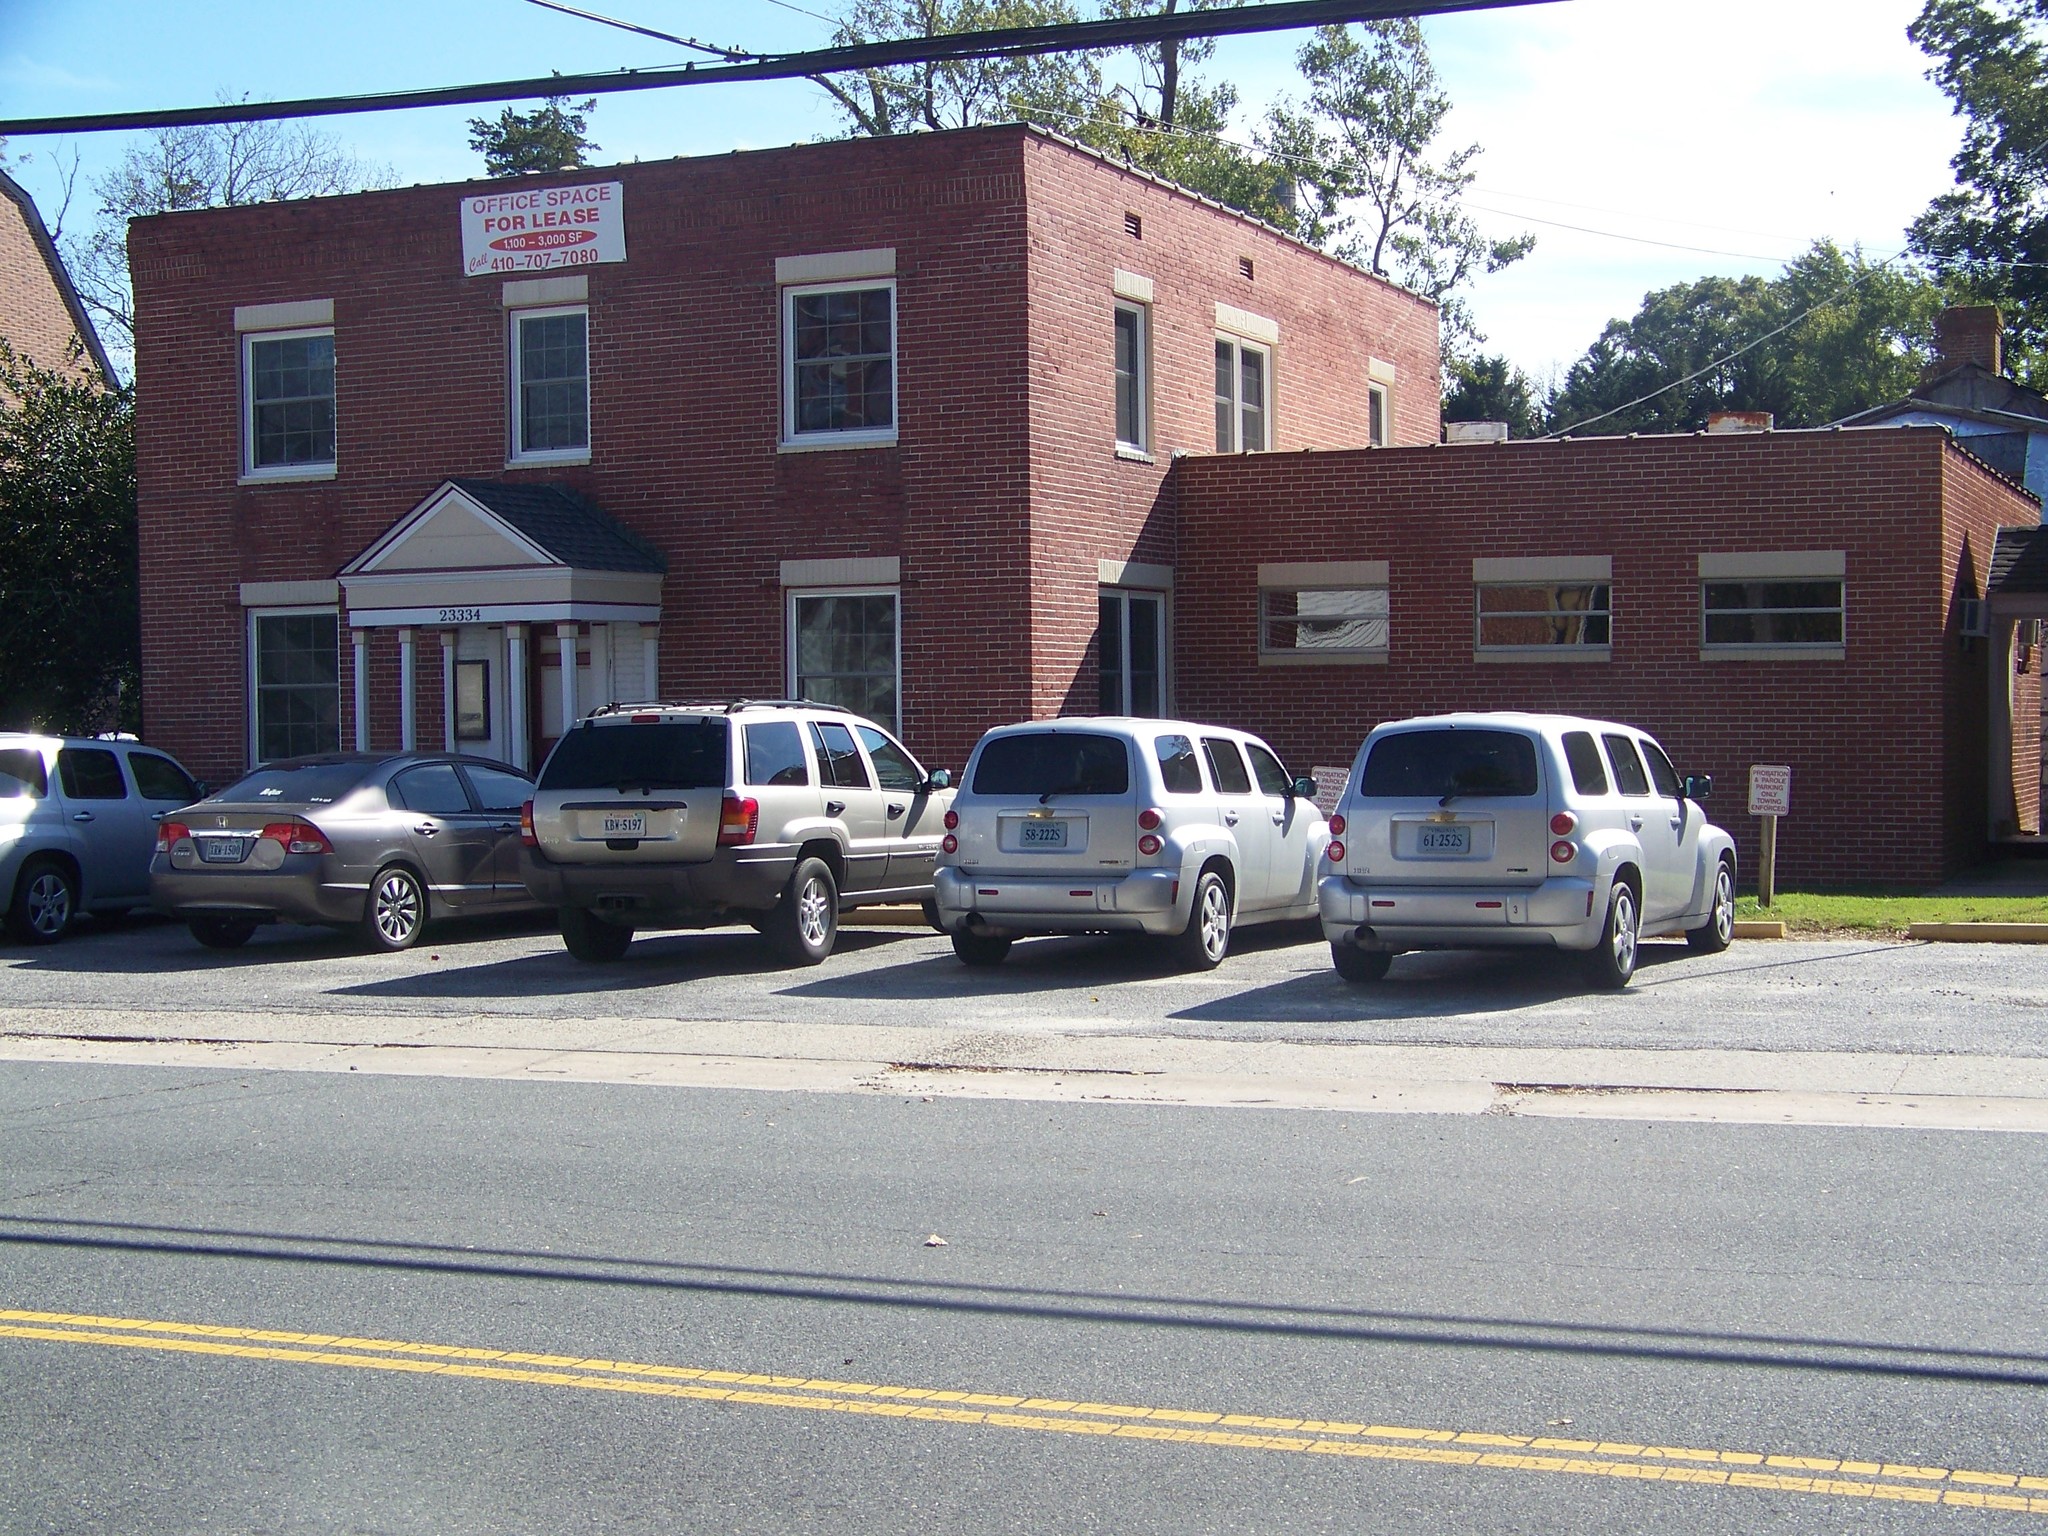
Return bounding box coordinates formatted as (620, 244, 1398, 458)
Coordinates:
(460, 182, 625, 276)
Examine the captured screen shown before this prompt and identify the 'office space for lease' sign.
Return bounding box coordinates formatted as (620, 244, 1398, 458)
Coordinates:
(460, 182, 625, 276)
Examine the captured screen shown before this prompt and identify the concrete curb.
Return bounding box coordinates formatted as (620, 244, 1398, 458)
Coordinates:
(1732, 920, 1786, 939)
(1907, 921, 2048, 943)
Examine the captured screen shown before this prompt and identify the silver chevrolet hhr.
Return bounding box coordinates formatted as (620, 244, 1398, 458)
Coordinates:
(150, 752, 542, 950)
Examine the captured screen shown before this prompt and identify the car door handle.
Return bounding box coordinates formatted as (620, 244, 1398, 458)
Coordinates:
(1223, 811, 1239, 825)
(1271, 811, 1285, 824)
(72, 811, 94, 823)
(415, 823, 439, 837)
(886, 802, 904, 819)
(826, 800, 845, 817)
(1627, 815, 1643, 830)
(493, 822, 519, 833)
(1669, 816, 1683, 830)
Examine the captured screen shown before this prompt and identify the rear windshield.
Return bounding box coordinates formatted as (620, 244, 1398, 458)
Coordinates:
(216, 761, 375, 806)
(1359, 729, 1540, 800)
(540, 720, 730, 792)
(972, 732, 1130, 797)
(0, 749, 47, 797)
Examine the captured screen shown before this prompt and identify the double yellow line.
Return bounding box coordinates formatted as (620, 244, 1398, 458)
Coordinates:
(5, 1307, 2045, 1517)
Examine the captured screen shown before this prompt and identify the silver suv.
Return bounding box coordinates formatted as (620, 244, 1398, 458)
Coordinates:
(1, 733, 203, 943)
(1318, 712, 1736, 989)
(933, 718, 1329, 969)
(522, 701, 954, 964)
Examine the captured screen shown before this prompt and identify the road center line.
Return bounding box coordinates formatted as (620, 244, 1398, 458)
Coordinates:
(5, 1308, 2043, 1515)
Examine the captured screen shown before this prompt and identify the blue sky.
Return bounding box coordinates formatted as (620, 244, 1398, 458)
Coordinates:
(0, 0, 1962, 381)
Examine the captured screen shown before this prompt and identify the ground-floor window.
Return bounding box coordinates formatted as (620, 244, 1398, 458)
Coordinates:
(789, 589, 899, 730)
(250, 609, 340, 762)
(1099, 587, 1166, 716)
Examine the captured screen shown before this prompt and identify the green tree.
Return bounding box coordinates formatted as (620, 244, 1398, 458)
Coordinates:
(0, 341, 137, 733)
(1907, 0, 2048, 377)
(1263, 21, 1533, 361)
(467, 93, 601, 178)
(1443, 354, 1539, 438)
(1544, 241, 1946, 436)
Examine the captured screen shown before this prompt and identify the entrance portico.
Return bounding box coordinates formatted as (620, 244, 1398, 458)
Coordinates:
(338, 479, 667, 770)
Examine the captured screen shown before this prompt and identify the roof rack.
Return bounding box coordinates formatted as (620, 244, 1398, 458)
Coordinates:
(582, 698, 854, 721)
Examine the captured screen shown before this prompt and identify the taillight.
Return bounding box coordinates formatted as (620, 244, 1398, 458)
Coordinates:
(155, 820, 191, 853)
(1137, 807, 1163, 831)
(718, 795, 759, 847)
(1550, 811, 1577, 836)
(1137, 833, 1163, 856)
(520, 799, 537, 848)
(941, 833, 959, 854)
(1550, 840, 1576, 864)
(261, 819, 332, 856)
(943, 809, 959, 830)
(1326, 839, 1346, 862)
(1328, 813, 1346, 836)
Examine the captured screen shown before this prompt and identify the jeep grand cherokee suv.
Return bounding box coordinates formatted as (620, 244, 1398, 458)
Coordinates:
(522, 701, 953, 964)
(1318, 712, 1736, 989)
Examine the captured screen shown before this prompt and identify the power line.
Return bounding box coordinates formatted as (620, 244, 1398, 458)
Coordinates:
(524, 0, 761, 61)
(0, 0, 1563, 136)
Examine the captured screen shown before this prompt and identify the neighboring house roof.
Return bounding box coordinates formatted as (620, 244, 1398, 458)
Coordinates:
(0, 168, 113, 379)
(1833, 361, 2048, 433)
(443, 479, 667, 573)
(1991, 525, 2048, 596)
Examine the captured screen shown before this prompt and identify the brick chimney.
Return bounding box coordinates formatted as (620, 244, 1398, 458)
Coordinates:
(1931, 304, 2004, 379)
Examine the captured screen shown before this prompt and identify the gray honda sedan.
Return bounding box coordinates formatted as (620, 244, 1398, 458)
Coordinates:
(149, 752, 544, 950)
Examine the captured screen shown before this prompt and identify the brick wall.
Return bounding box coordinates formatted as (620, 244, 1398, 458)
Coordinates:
(1172, 427, 2040, 888)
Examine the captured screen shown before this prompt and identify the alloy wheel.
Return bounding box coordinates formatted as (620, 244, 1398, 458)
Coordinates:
(373, 871, 423, 947)
(24, 871, 72, 938)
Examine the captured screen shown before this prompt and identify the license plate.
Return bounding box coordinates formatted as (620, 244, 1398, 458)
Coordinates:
(1019, 820, 1069, 848)
(197, 836, 247, 864)
(1416, 824, 1472, 855)
(602, 813, 647, 838)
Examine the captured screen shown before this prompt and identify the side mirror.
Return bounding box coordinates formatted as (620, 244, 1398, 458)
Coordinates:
(1683, 773, 1713, 802)
(1290, 776, 1319, 799)
(926, 768, 952, 791)
(193, 782, 212, 798)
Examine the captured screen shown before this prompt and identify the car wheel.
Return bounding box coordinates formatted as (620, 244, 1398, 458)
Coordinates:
(189, 915, 258, 950)
(767, 856, 838, 966)
(950, 931, 1012, 967)
(1686, 860, 1736, 954)
(363, 864, 428, 952)
(1330, 942, 1392, 983)
(1171, 867, 1232, 972)
(1586, 880, 1640, 990)
(6, 857, 78, 944)
(561, 905, 634, 962)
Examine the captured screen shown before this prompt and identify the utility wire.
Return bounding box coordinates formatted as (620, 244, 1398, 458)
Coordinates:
(524, 0, 762, 61)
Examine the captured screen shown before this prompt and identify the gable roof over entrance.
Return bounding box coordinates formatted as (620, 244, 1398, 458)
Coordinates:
(339, 479, 665, 628)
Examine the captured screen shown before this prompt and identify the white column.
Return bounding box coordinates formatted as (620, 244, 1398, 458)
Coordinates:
(642, 626, 661, 704)
(351, 629, 370, 752)
(440, 630, 458, 752)
(505, 624, 528, 771)
(398, 627, 417, 751)
(556, 621, 581, 735)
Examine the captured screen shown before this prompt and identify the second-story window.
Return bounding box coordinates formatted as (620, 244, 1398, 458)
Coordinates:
(1215, 335, 1269, 452)
(511, 306, 590, 462)
(245, 328, 335, 475)
(1115, 302, 1148, 452)
(784, 280, 897, 446)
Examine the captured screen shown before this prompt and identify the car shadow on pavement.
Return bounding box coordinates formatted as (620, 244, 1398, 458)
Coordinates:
(2, 910, 560, 974)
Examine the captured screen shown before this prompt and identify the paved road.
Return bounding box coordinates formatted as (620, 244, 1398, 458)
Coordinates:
(3, 1059, 2044, 1534)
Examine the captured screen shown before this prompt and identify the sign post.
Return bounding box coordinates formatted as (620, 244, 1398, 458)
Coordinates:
(1747, 764, 1792, 907)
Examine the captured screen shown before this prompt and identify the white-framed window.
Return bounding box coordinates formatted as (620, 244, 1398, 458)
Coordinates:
(244, 328, 335, 477)
(1473, 557, 1612, 660)
(1367, 379, 1391, 447)
(1258, 562, 1389, 664)
(789, 587, 900, 730)
(248, 607, 341, 763)
(1700, 552, 1846, 658)
(1214, 334, 1270, 452)
(1115, 301, 1148, 452)
(1099, 587, 1168, 715)
(510, 304, 590, 463)
(783, 280, 897, 447)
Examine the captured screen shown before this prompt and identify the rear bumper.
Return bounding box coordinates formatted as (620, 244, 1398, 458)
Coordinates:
(522, 846, 793, 922)
(932, 865, 1185, 937)
(1318, 873, 1605, 952)
(150, 857, 365, 927)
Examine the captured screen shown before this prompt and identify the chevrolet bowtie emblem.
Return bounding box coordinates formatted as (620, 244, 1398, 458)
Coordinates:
(1429, 810, 1457, 823)
(1026, 807, 1059, 819)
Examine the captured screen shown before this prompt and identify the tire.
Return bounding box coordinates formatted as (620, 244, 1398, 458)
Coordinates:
(767, 856, 838, 966)
(951, 931, 1012, 967)
(1330, 942, 1392, 983)
(1686, 860, 1736, 954)
(189, 915, 258, 950)
(561, 905, 634, 962)
(362, 864, 428, 952)
(1585, 880, 1640, 990)
(6, 857, 78, 944)
(1171, 867, 1232, 971)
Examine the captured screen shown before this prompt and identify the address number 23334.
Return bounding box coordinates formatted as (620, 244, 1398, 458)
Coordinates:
(436, 607, 483, 625)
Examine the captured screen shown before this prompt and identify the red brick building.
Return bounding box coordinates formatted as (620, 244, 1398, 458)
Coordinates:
(128, 124, 1437, 783)
(0, 168, 111, 377)
(1170, 425, 2042, 886)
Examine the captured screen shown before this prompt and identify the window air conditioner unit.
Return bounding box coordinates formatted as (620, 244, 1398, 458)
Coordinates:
(1958, 599, 1990, 638)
